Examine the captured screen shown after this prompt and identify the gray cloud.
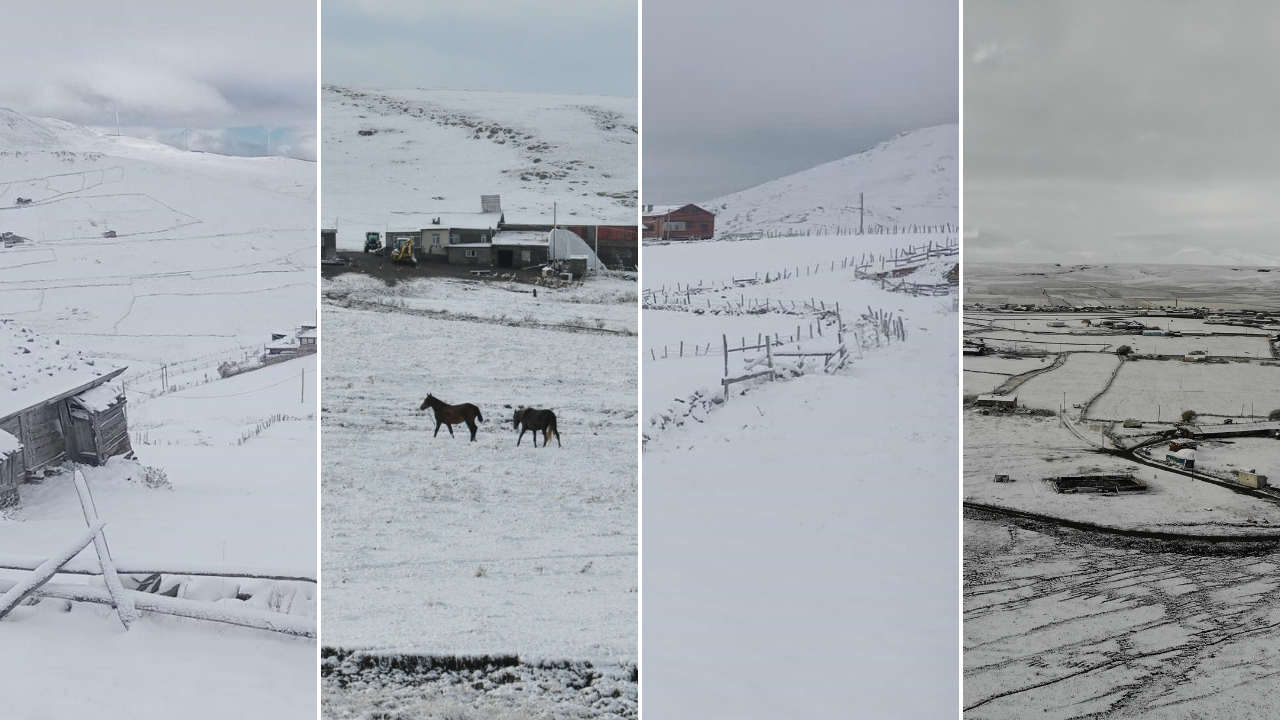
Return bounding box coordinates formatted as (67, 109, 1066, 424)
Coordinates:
(322, 0, 636, 97)
(0, 0, 316, 159)
(966, 0, 1280, 265)
(644, 0, 957, 203)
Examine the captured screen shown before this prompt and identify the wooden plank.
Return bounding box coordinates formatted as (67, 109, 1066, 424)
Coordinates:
(722, 369, 776, 386)
(73, 470, 137, 629)
(0, 522, 102, 620)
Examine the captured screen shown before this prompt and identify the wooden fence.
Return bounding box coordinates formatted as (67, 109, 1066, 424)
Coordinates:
(0, 470, 315, 637)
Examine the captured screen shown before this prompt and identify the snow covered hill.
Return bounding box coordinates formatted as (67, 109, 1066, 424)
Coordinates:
(0, 109, 317, 717)
(322, 86, 637, 249)
(0, 109, 316, 372)
(702, 124, 957, 237)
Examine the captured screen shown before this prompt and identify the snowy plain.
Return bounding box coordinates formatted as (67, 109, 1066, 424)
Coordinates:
(0, 111, 317, 717)
(963, 270, 1280, 719)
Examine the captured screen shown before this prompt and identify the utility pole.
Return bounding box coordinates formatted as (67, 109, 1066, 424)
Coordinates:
(859, 192, 864, 235)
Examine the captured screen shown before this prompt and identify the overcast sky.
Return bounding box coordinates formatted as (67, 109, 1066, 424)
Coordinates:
(644, 0, 957, 203)
(0, 1, 316, 160)
(323, 0, 637, 97)
(966, 0, 1280, 266)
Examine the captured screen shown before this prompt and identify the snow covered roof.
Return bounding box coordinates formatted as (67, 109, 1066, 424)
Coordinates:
(1171, 449, 1196, 460)
(447, 242, 493, 249)
(1, 320, 125, 420)
(491, 230, 548, 246)
(0, 428, 19, 457)
(641, 204, 688, 217)
(75, 384, 124, 413)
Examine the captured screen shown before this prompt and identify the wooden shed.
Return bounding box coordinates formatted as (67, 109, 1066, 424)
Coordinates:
(1, 321, 132, 506)
(1238, 470, 1269, 489)
(490, 231, 550, 268)
(976, 394, 1018, 408)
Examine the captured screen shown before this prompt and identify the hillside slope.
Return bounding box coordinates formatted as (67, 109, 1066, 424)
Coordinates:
(704, 124, 957, 236)
(0, 109, 316, 369)
(323, 86, 637, 249)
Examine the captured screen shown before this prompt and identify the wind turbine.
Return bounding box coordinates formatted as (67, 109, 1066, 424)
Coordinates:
(260, 126, 274, 157)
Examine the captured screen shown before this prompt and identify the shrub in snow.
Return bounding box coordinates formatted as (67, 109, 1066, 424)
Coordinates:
(1181, 410, 1198, 423)
(1270, 409, 1280, 421)
(1116, 345, 1132, 356)
(141, 465, 171, 490)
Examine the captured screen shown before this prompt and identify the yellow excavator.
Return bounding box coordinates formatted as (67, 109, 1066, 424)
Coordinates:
(391, 237, 418, 266)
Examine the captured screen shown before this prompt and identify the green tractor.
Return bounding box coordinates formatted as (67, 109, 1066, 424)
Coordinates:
(364, 231, 382, 253)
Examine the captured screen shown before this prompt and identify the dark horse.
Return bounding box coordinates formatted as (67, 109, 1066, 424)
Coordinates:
(513, 407, 561, 448)
(420, 394, 484, 441)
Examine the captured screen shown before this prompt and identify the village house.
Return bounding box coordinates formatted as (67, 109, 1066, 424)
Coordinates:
(1, 321, 131, 507)
(642, 204, 715, 241)
(266, 325, 318, 360)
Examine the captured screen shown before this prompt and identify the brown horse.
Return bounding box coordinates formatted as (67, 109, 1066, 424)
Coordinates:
(420, 394, 484, 441)
(513, 406, 561, 448)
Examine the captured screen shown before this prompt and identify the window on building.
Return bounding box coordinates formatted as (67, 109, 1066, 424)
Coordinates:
(432, 234, 442, 245)
(522, 250, 531, 262)
(450, 234, 460, 244)
(666, 221, 687, 231)
(465, 249, 477, 258)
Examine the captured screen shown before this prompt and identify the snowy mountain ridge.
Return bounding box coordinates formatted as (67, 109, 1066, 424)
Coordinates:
(322, 86, 637, 249)
(704, 124, 958, 236)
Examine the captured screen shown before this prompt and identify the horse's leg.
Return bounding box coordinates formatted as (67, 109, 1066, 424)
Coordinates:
(554, 426, 562, 448)
(433, 421, 441, 437)
(467, 418, 477, 442)
(446, 423, 455, 437)
(517, 427, 526, 446)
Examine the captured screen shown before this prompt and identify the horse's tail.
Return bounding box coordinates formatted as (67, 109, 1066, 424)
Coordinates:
(476, 406, 484, 423)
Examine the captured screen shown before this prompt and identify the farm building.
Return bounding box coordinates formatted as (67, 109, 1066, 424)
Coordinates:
(1181, 421, 1280, 440)
(446, 243, 492, 265)
(1, 321, 132, 507)
(1166, 448, 1196, 468)
(1237, 470, 1269, 489)
(642, 204, 715, 241)
(976, 394, 1018, 408)
(490, 231, 551, 268)
(321, 228, 338, 263)
(500, 222, 638, 270)
(267, 325, 318, 358)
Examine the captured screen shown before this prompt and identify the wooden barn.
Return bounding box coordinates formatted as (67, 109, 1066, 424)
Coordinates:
(642, 204, 715, 241)
(1, 321, 132, 507)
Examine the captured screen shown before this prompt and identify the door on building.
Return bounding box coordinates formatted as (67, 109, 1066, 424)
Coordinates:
(68, 406, 99, 464)
(495, 249, 514, 268)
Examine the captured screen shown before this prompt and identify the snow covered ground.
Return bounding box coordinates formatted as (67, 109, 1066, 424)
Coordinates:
(966, 516, 1280, 719)
(0, 111, 316, 717)
(644, 232, 958, 717)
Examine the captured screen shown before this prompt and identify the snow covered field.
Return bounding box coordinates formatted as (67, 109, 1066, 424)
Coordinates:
(645, 273, 959, 717)
(965, 516, 1280, 719)
(0, 112, 317, 717)
(964, 268, 1280, 718)
(1089, 360, 1280, 421)
(321, 295, 636, 663)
